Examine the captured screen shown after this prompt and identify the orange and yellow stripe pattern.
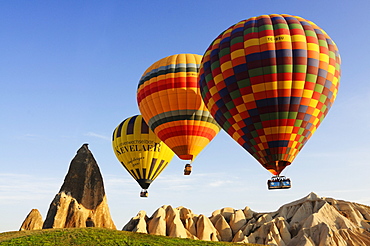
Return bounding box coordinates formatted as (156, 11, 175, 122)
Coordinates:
(137, 54, 220, 161)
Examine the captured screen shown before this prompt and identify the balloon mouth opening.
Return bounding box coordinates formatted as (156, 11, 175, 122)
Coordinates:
(137, 179, 153, 189)
(266, 160, 291, 175)
(178, 154, 193, 161)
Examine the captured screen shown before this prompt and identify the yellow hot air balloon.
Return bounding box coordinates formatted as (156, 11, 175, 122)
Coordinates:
(112, 115, 174, 197)
(137, 54, 220, 174)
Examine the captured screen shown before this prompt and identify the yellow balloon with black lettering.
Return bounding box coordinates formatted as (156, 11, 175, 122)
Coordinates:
(112, 115, 174, 197)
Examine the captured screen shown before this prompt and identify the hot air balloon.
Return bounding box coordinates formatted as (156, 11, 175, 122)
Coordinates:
(112, 115, 174, 197)
(137, 54, 220, 175)
(198, 14, 341, 189)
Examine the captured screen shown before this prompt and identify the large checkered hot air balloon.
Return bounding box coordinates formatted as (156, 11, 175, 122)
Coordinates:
(137, 54, 220, 174)
(198, 14, 341, 189)
(112, 115, 174, 197)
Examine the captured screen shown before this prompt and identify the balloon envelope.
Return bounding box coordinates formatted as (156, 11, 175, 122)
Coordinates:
(112, 115, 174, 189)
(137, 53, 220, 161)
(199, 14, 341, 175)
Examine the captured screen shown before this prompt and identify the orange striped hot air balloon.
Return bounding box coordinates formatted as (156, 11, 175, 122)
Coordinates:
(137, 54, 220, 174)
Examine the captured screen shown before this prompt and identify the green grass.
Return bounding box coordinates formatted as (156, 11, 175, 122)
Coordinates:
(0, 228, 263, 246)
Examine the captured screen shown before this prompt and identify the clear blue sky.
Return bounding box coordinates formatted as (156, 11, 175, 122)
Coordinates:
(1, 1, 369, 232)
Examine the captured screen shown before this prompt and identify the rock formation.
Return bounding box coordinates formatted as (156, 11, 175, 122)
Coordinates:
(122, 210, 148, 233)
(147, 207, 166, 236)
(122, 192, 370, 245)
(19, 209, 43, 231)
(42, 144, 116, 229)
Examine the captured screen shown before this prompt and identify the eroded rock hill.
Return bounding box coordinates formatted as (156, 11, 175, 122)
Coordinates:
(42, 144, 116, 229)
(123, 192, 370, 246)
(19, 209, 43, 231)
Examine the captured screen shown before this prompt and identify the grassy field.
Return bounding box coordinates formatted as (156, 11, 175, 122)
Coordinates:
(0, 228, 263, 245)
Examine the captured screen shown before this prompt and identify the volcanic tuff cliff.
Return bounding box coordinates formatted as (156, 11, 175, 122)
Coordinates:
(123, 192, 370, 246)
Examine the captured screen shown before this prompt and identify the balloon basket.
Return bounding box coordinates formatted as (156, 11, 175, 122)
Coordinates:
(184, 164, 192, 175)
(267, 176, 291, 190)
(140, 189, 148, 197)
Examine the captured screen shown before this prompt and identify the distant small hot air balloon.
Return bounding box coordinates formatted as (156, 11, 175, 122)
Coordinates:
(112, 115, 174, 197)
(137, 53, 220, 175)
(198, 14, 341, 189)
